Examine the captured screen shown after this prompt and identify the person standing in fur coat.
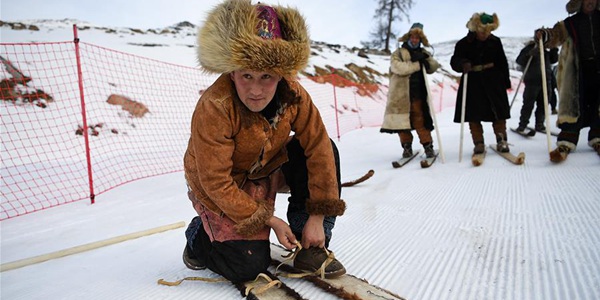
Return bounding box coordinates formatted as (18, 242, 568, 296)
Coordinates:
(380, 23, 440, 159)
(182, 0, 346, 283)
(536, 0, 600, 162)
(450, 13, 512, 154)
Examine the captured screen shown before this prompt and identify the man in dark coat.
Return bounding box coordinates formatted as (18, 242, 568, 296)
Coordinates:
(451, 12, 512, 154)
(515, 40, 559, 132)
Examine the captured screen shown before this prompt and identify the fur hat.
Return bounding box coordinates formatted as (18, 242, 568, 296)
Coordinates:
(197, 0, 310, 77)
(566, 0, 600, 13)
(466, 12, 499, 34)
(398, 22, 430, 47)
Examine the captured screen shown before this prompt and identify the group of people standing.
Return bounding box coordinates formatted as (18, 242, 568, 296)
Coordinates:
(173, 0, 599, 289)
(381, 0, 600, 163)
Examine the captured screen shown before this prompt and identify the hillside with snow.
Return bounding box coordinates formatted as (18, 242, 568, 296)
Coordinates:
(1, 19, 599, 300)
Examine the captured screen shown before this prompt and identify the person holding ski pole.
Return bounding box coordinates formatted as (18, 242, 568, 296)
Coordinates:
(514, 40, 559, 134)
(381, 23, 441, 161)
(182, 0, 346, 283)
(535, 0, 600, 162)
(450, 12, 512, 155)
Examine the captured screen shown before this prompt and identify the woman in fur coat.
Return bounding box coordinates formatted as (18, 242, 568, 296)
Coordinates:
(450, 13, 512, 154)
(536, 0, 600, 162)
(182, 0, 346, 283)
(381, 23, 441, 160)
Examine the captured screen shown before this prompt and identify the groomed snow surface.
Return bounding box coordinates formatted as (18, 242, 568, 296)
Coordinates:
(2, 106, 599, 299)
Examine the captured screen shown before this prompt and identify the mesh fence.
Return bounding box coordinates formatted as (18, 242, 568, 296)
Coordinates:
(1, 37, 391, 220)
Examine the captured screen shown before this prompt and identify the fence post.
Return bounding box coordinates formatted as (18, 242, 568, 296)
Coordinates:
(439, 77, 444, 112)
(73, 24, 96, 204)
(330, 68, 341, 140)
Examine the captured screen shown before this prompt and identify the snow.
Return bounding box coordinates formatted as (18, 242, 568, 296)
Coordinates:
(2, 20, 600, 300)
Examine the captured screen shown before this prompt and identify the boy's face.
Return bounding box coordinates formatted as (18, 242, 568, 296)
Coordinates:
(230, 69, 282, 112)
(476, 31, 491, 41)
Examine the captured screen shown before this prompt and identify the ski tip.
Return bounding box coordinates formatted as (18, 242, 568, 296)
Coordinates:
(549, 151, 567, 163)
(516, 152, 526, 164)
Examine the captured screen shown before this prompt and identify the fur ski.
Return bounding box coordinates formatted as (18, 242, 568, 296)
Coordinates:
(489, 145, 525, 165)
(511, 127, 536, 137)
(420, 152, 438, 168)
(270, 244, 407, 300)
(235, 271, 306, 300)
(472, 151, 486, 166)
(392, 151, 420, 168)
(158, 271, 305, 300)
(527, 126, 559, 137)
(341, 169, 375, 187)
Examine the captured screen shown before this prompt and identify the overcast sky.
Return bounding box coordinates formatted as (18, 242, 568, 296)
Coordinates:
(2, 0, 568, 47)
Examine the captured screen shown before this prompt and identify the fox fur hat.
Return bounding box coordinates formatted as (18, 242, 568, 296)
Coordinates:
(466, 12, 499, 34)
(398, 22, 430, 47)
(197, 0, 310, 77)
(566, 0, 600, 13)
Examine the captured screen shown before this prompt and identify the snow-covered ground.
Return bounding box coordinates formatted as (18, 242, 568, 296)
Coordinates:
(2, 20, 599, 300)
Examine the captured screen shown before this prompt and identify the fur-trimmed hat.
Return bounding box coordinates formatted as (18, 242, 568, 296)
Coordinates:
(398, 22, 430, 47)
(566, 0, 600, 13)
(466, 12, 499, 34)
(197, 0, 310, 77)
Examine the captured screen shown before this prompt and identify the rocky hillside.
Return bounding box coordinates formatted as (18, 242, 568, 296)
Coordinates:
(1, 18, 529, 97)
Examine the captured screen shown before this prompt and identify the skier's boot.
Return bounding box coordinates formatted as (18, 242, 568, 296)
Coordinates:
(401, 142, 413, 158)
(550, 145, 571, 163)
(535, 123, 546, 132)
(470, 122, 485, 155)
(294, 246, 346, 279)
(473, 142, 485, 154)
(424, 142, 436, 158)
(183, 216, 207, 270)
(516, 125, 527, 133)
(496, 133, 510, 153)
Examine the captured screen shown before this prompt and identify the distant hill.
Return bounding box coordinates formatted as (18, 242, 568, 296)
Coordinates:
(1, 18, 531, 89)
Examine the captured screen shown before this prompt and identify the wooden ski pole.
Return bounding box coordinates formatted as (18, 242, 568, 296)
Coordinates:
(459, 73, 468, 162)
(538, 38, 552, 153)
(509, 55, 533, 110)
(422, 68, 445, 163)
(1, 221, 185, 272)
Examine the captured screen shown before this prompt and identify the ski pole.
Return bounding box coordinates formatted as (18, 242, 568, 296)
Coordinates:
(422, 68, 445, 163)
(538, 38, 552, 154)
(509, 55, 533, 110)
(459, 73, 468, 162)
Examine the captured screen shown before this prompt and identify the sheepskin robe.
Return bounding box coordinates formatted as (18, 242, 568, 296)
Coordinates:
(381, 47, 439, 132)
(546, 10, 600, 126)
(183, 75, 346, 237)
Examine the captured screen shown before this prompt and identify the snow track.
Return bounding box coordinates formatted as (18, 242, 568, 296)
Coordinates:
(2, 121, 599, 299)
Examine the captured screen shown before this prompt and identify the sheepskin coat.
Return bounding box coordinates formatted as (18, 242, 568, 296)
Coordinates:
(450, 32, 511, 123)
(545, 9, 600, 125)
(381, 46, 440, 132)
(183, 74, 346, 237)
